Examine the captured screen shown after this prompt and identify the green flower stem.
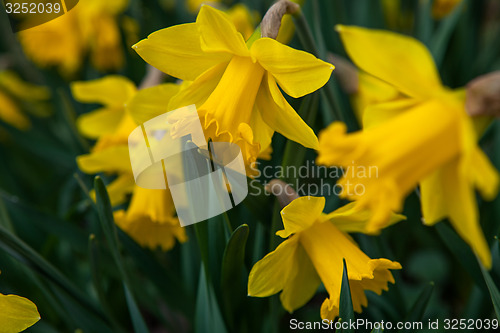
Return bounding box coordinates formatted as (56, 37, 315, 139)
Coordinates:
(293, 8, 349, 127)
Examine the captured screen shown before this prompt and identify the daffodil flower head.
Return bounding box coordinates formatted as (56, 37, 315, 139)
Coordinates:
(317, 25, 499, 268)
(18, 0, 128, 73)
(73, 76, 186, 250)
(132, 5, 333, 171)
(71, 75, 137, 144)
(114, 186, 187, 251)
(248, 196, 403, 320)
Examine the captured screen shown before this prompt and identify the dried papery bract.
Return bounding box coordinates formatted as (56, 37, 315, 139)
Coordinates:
(466, 71, 500, 117)
(261, 0, 299, 39)
(327, 53, 359, 95)
(265, 179, 299, 208)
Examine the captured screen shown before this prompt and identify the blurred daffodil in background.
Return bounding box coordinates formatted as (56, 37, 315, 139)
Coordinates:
(0, 70, 50, 131)
(18, 0, 128, 74)
(72, 76, 186, 250)
(318, 25, 498, 268)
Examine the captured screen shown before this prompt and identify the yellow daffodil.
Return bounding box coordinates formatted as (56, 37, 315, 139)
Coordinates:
(132, 5, 333, 169)
(317, 26, 498, 268)
(248, 196, 402, 320)
(350, 71, 400, 122)
(0, 90, 30, 131)
(0, 292, 40, 333)
(71, 75, 136, 144)
(73, 76, 186, 250)
(0, 71, 50, 130)
(114, 186, 188, 251)
(432, 0, 463, 19)
(18, 0, 128, 73)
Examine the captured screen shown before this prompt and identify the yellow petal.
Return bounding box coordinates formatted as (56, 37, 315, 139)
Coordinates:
(115, 186, 186, 251)
(0, 71, 50, 101)
(168, 62, 228, 110)
(0, 293, 40, 333)
(248, 237, 299, 297)
(106, 174, 136, 206)
(251, 38, 334, 98)
(325, 202, 406, 235)
(420, 167, 448, 225)
(126, 186, 178, 225)
(71, 76, 136, 107)
(300, 220, 400, 319)
(127, 83, 181, 124)
(444, 160, 492, 268)
(133, 23, 230, 81)
(76, 145, 131, 174)
(280, 243, 321, 313)
(276, 196, 325, 238)
(88, 14, 124, 71)
(362, 99, 419, 129)
(336, 25, 443, 99)
(197, 5, 249, 57)
(469, 147, 499, 201)
(275, 14, 295, 44)
(0, 91, 31, 130)
(76, 108, 124, 139)
(256, 73, 319, 149)
(351, 71, 400, 123)
(18, 11, 83, 73)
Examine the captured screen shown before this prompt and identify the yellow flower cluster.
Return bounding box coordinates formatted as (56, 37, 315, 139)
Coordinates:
(18, 0, 128, 73)
(73, 76, 187, 251)
(65, 1, 498, 323)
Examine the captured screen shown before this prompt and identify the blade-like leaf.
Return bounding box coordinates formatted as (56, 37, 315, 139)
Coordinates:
(400, 282, 434, 333)
(94, 176, 150, 333)
(338, 258, 355, 333)
(221, 224, 249, 329)
(195, 264, 228, 333)
(480, 263, 500, 320)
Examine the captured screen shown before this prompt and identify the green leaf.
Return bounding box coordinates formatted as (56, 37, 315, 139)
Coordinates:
(480, 263, 500, 320)
(429, 0, 465, 67)
(221, 224, 249, 288)
(400, 282, 434, 333)
(435, 222, 487, 292)
(414, 0, 433, 45)
(94, 176, 150, 333)
(195, 263, 228, 333)
(0, 224, 105, 323)
(220, 224, 249, 329)
(338, 258, 355, 333)
(124, 283, 150, 333)
(118, 228, 194, 316)
(89, 234, 127, 333)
